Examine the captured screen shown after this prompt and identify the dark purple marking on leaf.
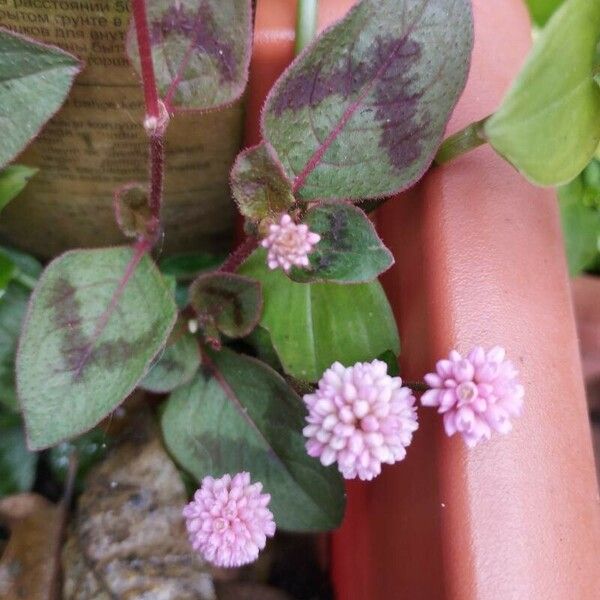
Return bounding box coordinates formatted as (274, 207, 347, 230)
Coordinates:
(46, 277, 158, 379)
(46, 278, 90, 374)
(309, 207, 352, 272)
(199, 286, 244, 328)
(150, 2, 237, 83)
(269, 34, 427, 187)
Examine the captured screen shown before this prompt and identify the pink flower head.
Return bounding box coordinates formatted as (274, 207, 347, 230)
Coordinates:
(182, 472, 276, 568)
(422, 346, 524, 448)
(303, 360, 418, 481)
(261, 213, 320, 272)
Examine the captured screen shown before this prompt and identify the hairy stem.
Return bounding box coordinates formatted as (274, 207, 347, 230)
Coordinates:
(295, 0, 319, 55)
(220, 236, 258, 273)
(146, 133, 165, 243)
(434, 117, 489, 166)
(131, 0, 167, 246)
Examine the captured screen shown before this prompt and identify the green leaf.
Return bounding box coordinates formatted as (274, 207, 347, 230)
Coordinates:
(139, 331, 200, 393)
(484, 0, 600, 186)
(127, 0, 252, 110)
(230, 143, 294, 221)
(159, 252, 225, 309)
(558, 163, 600, 275)
(243, 326, 283, 372)
(290, 202, 394, 283)
(0, 29, 81, 169)
(0, 253, 15, 295)
(239, 248, 399, 382)
(189, 272, 262, 339)
(17, 247, 177, 450)
(377, 350, 400, 377)
(161, 348, 345, 531)
(262, 0, 473, 201)
(159, 252, 225, 280)
(0, 411, 37, 497)
(0, 245, 43, 280)
(0, 165, 37, 213)
(0, 247, 40, 412)
(525, 0, 566, 27)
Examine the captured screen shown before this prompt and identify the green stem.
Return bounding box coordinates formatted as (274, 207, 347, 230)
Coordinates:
(295, 0, 319, 55)
(14, 270, 37, 291)
(434, 117, 490, 166)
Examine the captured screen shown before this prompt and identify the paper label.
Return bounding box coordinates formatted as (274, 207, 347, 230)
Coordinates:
(0, 0, 241, 257)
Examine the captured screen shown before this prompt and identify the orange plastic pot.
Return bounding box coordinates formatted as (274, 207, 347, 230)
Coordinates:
(248, 1, 600, 598)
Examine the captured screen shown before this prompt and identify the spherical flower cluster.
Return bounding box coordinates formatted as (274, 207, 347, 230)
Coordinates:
(261, 213, 321, 272)
(303, 360, 419, 481)
(182, 472, 276, 568)
(422, 346, 524, 448)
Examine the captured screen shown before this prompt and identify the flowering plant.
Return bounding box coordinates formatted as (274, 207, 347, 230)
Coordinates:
(0, 0, 597, 575)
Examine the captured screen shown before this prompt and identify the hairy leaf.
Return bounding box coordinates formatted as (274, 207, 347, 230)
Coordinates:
(139, 331, 200, 393)
(18, 247, 177, 450)
(484, 0, 600, 185)
(0, 28, 81, 169)
(558, 161, 600, 275)
(231, 143, 294, 221)
(239, 249, 399, 381)
(114, 183, 151, 239)
(262, 0, 473, 201)
(0, 412, 37, 497)
(190, 272, 262, 339)
(127, 0, 252, 111)
(290, 202, 393, 283)
(0, 166, 37, 214)
(0, 247, 41, 412)
(162, 348, 345, 531)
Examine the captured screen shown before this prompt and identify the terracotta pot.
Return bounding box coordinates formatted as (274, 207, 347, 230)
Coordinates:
(249, 1, 600, 598)
(572, 275, 600, 412)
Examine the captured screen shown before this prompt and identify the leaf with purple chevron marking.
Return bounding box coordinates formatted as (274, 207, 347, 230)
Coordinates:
(127, 0, 252, 110)
(17, 248, 177, 450)
(230, 143, 295, 222)
(189, 272, 262, 343)
(289, 202, 394, 284)
(262, 0, 473, 201)
(161, 347, 345, 530)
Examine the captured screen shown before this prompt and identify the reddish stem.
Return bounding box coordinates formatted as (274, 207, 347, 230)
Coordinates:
(131, 0, 160, 119)
(131, 0, 167, 245)
(145, 133, 165, 242)
(219, 236, 259, 273)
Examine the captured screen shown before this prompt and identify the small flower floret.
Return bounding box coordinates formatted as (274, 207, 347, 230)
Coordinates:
(183, 472, 276, 568)
(422, 346, 524, 447)
(261, 213, 320, 272)
(303, 360, 418, 481)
